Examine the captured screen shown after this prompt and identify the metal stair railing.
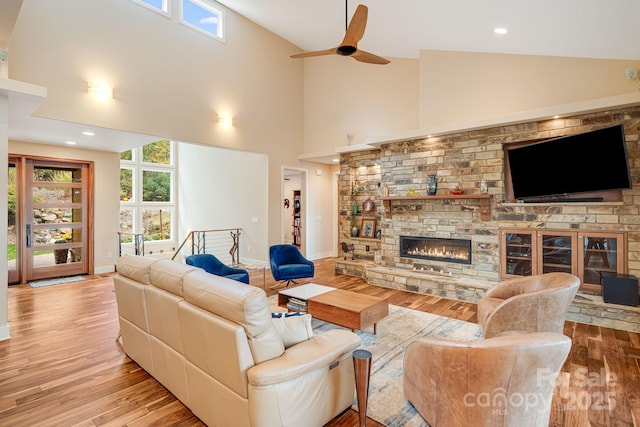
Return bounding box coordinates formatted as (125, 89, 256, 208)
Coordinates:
(172, 228, 242, 266)
(118, 232, 145, 256)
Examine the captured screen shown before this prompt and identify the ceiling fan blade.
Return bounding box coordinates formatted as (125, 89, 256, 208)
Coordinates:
(352, 49, 390, 65)
(290, 48, 337, 59)
(341, 4, 368, 47)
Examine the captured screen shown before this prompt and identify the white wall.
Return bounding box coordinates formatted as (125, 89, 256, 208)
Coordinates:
(177, 142, 268, 264)
(419, 49, 640, 127)
(304, 165, 339, 260)
(302, 56, 420, 152)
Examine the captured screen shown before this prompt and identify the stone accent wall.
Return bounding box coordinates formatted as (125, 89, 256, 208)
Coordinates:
(339, 105, 640, 286)
(338, 150, 383, 261)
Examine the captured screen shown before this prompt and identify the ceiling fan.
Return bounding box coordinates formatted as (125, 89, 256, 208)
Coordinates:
(290, 2, 390, 65)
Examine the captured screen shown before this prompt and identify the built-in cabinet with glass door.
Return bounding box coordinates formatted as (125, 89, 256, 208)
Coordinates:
(500, 228, 626, 292)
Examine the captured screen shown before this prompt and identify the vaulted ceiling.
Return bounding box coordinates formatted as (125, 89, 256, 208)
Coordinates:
(3, 0, 640, 154)
(217, 0, 640, 61)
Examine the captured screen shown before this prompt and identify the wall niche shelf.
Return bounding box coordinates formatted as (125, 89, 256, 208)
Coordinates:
(380, 195, 491, 221)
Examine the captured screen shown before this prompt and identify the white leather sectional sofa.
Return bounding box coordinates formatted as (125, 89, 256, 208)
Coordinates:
(113, 255, 361, 426)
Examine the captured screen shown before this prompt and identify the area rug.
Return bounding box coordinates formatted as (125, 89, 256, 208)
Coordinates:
(29, 275, 86, 288)
(269, 297, 483, 426)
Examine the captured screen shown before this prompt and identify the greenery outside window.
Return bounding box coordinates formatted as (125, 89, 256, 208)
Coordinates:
(120, 149, 134, 162)
(181, 0, 224, 41)
(119, 209, 135, 238)
(143, 208, 172, 241)
(120, 167, 134, 202)
(142, 170, 172, 202)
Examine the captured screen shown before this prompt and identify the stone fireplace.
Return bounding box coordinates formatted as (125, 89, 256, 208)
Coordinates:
(400, 236, 471, 264)
(336, 103, 640, 332)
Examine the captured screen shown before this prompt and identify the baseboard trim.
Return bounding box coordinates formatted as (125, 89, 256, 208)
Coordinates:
(0, 323, 10, 342)
(95, 265, 116, 274)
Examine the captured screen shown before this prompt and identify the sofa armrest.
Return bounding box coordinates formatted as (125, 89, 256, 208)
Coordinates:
(247, 329, 361, 387)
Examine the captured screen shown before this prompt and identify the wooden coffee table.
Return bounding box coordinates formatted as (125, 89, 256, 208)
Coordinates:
(278, 283, 389, 334)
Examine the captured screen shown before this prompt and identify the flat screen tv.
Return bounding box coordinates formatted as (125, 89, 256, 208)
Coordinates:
(506, 124, 632, 202)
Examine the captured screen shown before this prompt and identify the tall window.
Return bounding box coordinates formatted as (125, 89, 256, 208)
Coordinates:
(120, 140, 175, 245)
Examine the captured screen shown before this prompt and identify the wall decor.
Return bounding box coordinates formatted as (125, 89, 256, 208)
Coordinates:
(427, 174, 438, 196)
(363, 198, 375, 214)
(361, 218, 376, 238)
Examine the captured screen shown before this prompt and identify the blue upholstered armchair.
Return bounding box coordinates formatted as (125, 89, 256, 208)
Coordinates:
(269, 244, 315, 288)
(185, 254, 250, 284)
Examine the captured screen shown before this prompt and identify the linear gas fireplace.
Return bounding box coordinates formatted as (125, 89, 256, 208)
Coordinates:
(400, 236, 472, 264)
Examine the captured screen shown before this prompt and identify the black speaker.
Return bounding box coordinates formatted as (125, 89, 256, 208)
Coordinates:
(602, 274, 638, 307)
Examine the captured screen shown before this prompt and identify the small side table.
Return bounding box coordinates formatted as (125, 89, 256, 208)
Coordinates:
(242, 264, 266, 290)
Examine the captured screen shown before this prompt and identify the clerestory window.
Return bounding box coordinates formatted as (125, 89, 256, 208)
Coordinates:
(130, 0, 169, 15)
(129, 0, 225, 41)
(181, 0, 225, 41)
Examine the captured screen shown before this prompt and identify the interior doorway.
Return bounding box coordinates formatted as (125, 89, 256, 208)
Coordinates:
(282, 168, 307, 255)
(8, 156, 93, 284)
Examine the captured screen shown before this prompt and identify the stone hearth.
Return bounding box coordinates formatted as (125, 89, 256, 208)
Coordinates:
(335, 259, 640, 333)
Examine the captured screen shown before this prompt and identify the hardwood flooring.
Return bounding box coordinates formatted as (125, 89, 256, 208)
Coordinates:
(0, 258, 639, 426)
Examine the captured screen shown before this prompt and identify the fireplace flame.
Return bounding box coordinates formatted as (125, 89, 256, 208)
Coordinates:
(406, 244, 469, 261)
(400, 236, 472, 264)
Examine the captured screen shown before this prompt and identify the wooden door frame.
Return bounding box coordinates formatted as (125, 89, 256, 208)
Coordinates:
(11, 154, 94, 283)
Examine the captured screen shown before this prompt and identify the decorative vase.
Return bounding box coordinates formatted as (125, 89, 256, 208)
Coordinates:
(481, 180, 488, 194)
(426, 174, 438, 196)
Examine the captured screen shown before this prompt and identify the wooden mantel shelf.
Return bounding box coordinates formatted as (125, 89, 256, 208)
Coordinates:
(380, 194, 491, 221)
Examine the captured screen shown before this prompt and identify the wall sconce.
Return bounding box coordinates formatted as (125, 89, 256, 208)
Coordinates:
(217, 113, 233, 127)
(87, 81, 113, 99)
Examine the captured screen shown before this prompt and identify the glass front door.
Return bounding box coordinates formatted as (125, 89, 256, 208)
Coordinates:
(26, 160, 89, 281)
(8, 158, 92, 283)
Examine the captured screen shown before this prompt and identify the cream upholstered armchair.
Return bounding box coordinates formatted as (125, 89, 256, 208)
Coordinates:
(477, 272, 580, 338)
(403, 332, 571, 427)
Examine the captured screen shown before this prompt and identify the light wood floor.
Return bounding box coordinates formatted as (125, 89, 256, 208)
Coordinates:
(1, 258, 639, 426)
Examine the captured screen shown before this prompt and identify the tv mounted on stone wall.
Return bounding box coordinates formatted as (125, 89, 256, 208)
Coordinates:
(505, 124, 632, 203)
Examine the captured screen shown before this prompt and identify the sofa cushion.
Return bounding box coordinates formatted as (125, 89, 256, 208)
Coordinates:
(271, 312, 313, 348)
(183, 269, 285, 363)
(150, 258, 198, 296)
(116, 255, 156, 285)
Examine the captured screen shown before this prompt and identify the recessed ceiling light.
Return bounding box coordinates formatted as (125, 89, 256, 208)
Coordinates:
(494, 27, 508, 35)
(332, 158, 339, 162)
(65, 141, 77, 145)
(553, 115, 560, 119)
(82, 131, 95, 136)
